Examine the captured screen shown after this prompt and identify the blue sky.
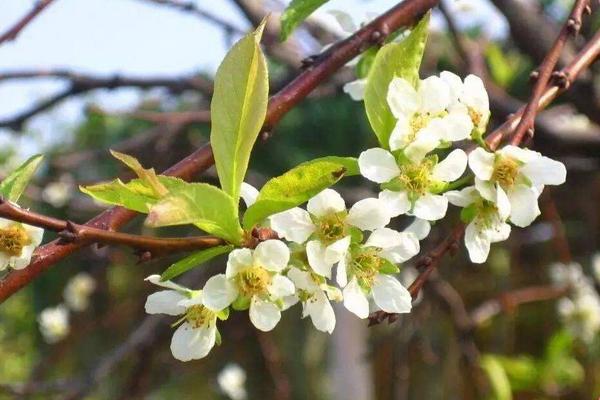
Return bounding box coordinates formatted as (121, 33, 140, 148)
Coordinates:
(0, 0, 506, 157)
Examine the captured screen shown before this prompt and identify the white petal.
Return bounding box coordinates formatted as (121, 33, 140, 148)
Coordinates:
(24, 224, 44, 247)
(474, 177, 496, 202)
(358, 148, 400, 183)
(495, 185, 511, 220)
(0, 253, 9, 271)
(145, 290, 187, 316)
(488, 222, 511, 243)
(343, 79, 367, 101)
(336, 256, 348, 287)
(440, 71, 463, 102)
(404, 119, 444, 163)
(520, 156, 566, 186)
(306, 290, 336, 333)
(372, 274, 412, 314)
(379, 233, 420, 263)
(202, 274, 238, 311)
(388, 113, 411, 151)
(460, 74, 489, 111)
(347, 198, 391, 231)
(249, 297, 281, 332)
(240, 182, 259, 207)
(253, 240, 290, 272)
(441, 110, 473, 142)
(499, 145, 538, 163)
(268, 275, 295, 298)
(445, 186, 478, 207)
(269, 208, 315, 244)
(342, 278, 369, 319)
(465, 221, 490, 263)
(387, 77, 419, 117)
(325, 236, 351, 265)
(170, 323, 216, 362)
(11, 246, 34, 270)
(306, 240, 334, 278)
(378, 190, 410, 217)
(418, 75, 451, 113)
(468, 147, 495, 180)
(144, 275, 189, 292)
(405, 218, 431, 240)
(432, 149, 468, 182)
(226, 248, 253, 278)
(287, 268, 317, 292)
(413, 194, 448, 221)
(365, 227, 404, 249)
(508, 185, 541, 227)
(307, 189, 346, 217)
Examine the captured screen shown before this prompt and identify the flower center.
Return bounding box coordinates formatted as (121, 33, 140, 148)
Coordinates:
(185, 304, 216, 329)
(351, 248, 383, 289)
(409, 113, 430, 140)
(315, 212, 348, 245)
(492, 157, 520, 189)
(396, 159, 434, 199)
(0, 224, 30, 257)
(468, 107, 482, 128)
(236, 266, 272, 297)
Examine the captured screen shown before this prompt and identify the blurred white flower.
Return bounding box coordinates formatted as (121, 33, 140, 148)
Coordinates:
(0, 217, 44, 271)
(343, 78, 367, 101)
(202, 240, 295, 332)
(217, 363, 247, 400)
(42, 175, 74, 208)
(558, 290, 600, 343)
(63, 272, 96, 312)
(38, 305, 69, 344)
(591, 253, 600, 284)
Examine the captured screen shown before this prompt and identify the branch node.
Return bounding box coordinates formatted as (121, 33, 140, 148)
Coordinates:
(529, 70, 539, 82)
(551, 70, 571, 89)
(300, 55, 319, 70)
(566, 18, 582, 35)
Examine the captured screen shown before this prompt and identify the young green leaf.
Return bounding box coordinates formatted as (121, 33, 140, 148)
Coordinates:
(211, 20, 269, 208)
(146, 183, 243, 244)
(280, 0, 330, 41)
(110, 150, 167, 197)
(160, 245, 233, 281)
(480, 355, 513, 400)
(364, 14, 429, 148)
(242, 157, 356, 229)
(0, 154, 43, 203)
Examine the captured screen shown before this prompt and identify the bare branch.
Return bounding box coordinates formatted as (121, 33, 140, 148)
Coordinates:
(0, 0, 57, 45)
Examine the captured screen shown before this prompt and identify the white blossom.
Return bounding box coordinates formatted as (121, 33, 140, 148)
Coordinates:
(42, 175, 74, 208)
(217, 363, 247, 400)
(63, 272, 96, 312)
(336, 228, 419, 318)
(38, 305, 69, 344)
(270, 189, 390, 278)
(287, 267, 340, 333)
(359, 148, 468, 221)
(0, 216, 44, 271)
(343, 78, 367, 101)
(446, 185, 511, 263)
(145, 275, 227, 362)
(202, 240, 295, 332)
(591, 253, 600, 284)
(469, 145, 566, 227)
(440, 71, 490, 134)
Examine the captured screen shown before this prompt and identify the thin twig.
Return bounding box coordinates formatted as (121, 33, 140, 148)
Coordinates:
(0, 0, 57, 45)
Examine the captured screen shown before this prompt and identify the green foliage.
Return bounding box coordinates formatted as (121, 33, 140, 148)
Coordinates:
(364, 14, 429, 148)
(480, 355, 513, 400)
(242, 157, 357, 229)
(211, 21, 269, 208)
(146, 182, 243, 245)
(110, 150, 167, 197)
(160, 245, 233, 281)
(0, 154, 43, 203)
(280, 0, 330, 41)
(356, 47, 378, 79)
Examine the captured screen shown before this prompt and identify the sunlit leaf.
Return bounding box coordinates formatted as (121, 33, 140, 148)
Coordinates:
(146, 183, 243, 245)
(0, 154, 43, 202)
(211, 20, 269, 208)
(160, 245, 234, 281)
(480, 355, 513, 400)
(364, 14, 429, 148)
(110, 150, 167, 197)
(242, 157, 356, 229)
(280, 0, 330, 41)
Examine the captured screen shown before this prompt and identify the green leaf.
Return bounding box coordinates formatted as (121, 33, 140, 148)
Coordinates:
(211, 21, 269, 207)
(80, 176, 189, 213)
(356, 47, 378, 79)
(242, 157, 355, 229)
(0, 154, 43, 202)
(146, 183, 243, 245)
(379, 258, 400, 274)
(495, 355, 539, 391)
(480, 355, 513, 400)
(280, 0, 330, 41)
(364, 14, 429, 148)
(160, 245, 233, 281)
(232, 296, 251, 311)
(110, 150, 167, 197)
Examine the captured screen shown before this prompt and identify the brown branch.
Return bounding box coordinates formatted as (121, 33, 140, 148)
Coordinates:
(509, 0, 590, 145)
(0, 0, 439, 303)
(0, 0, 57, 45)
(0, 199, 224, 255)
(370, 27, 600, 325)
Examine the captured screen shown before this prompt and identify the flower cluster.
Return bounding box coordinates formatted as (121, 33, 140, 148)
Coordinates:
(144, 70, 567, 361)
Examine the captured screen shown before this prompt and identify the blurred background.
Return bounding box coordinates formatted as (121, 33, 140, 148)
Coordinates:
(1, 0, 600, 399)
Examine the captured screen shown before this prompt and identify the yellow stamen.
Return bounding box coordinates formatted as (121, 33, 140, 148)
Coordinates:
(0, 224, 30, 257)
(236, 266, 272, 297)
(492, 157, 520, 189)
